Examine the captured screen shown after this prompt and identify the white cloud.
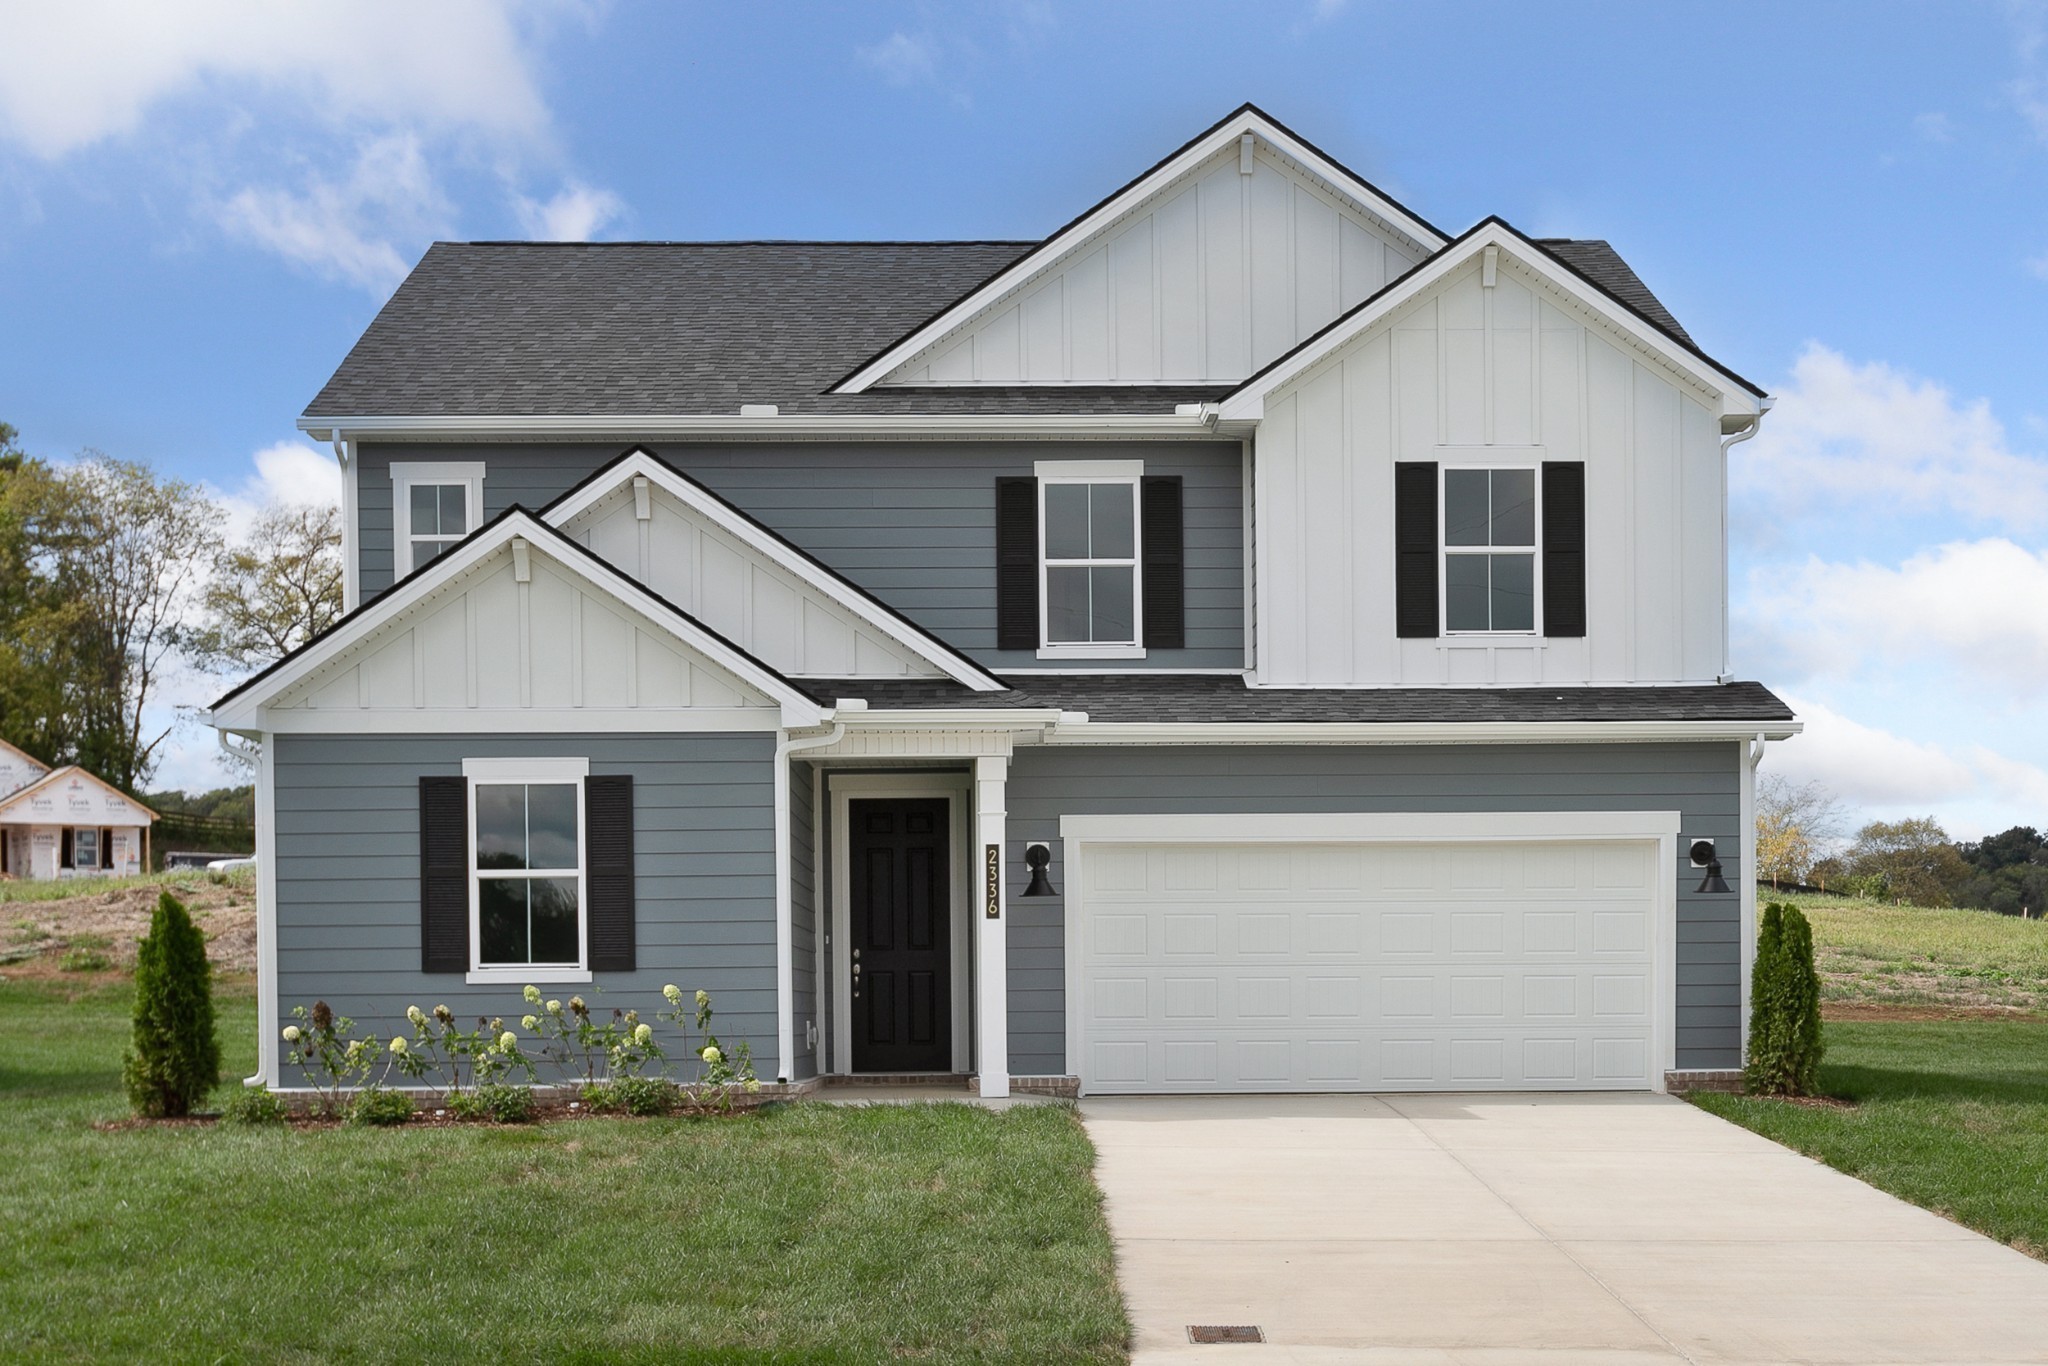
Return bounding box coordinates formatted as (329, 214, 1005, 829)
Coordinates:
(1735, 342, 2048, 532)
(211, 439, 343, 542)
(513, 182, 625, 241)
(0, 0, 550, 160)
(1772, 697, 2048, 837)
(1743, 538, 2048, 695)
(211, 133, 449, 291)
(858, 32, 943, 88)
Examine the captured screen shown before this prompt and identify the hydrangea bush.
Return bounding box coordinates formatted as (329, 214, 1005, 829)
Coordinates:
(278, 983, 760, 1122)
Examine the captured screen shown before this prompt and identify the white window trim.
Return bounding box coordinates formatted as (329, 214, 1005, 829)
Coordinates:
(1440, 462, 1542, 639)
(392, 461, 485, 578)
(1034, 458, 1146, 660)
(462, 756, 590, 984)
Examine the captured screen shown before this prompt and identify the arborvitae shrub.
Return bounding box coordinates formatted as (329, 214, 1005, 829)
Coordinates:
(1745, 901, 1825, 1095)
(121, 890, 221, 1117)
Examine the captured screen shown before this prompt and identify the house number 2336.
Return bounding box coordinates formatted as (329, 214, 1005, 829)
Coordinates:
(984, 843, 1001, 919)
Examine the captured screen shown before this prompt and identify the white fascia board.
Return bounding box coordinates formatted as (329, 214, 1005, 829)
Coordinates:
(208, 510, 825, 732)
(254, 708, 782, 735)
(1060, 810, 1683, 842)
(843, 708, 1067, 729)
(1218, 221, 1765, 424)
(832, 111, 1448, 396)
(298, 413, 1214, 442)
(542, 450, 1005, 692)
(1041, 719, 1803, 746)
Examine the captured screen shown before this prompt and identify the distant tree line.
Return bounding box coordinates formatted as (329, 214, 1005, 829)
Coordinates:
(0, 420, 341, 796)
(1756, 774, 2048, 916)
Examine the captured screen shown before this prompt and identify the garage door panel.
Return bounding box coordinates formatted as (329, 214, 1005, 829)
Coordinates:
(1078, 839, 1658, 1093)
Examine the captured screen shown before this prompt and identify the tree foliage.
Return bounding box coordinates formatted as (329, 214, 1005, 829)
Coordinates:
(122, 890, 222, 1118)
(1755, 774, 1844, 887)
(1952, 827, 2048, 918)
(1745, 901, 1824, 1096)
(1840, 817, 1971, 907)
(185, 501, 343, 673)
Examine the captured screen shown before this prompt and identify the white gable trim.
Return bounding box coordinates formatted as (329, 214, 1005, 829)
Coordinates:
(544, 450, 1006, 692)
(1219, 219, 1766, 424)
(833, 106, 1448, 395)
(210, 509, 827, 732)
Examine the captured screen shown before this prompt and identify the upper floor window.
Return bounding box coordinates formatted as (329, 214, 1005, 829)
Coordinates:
(391, 462, 485, 577)
(1443, 467, 1536, 633)
(1042, 478, 1139, 648)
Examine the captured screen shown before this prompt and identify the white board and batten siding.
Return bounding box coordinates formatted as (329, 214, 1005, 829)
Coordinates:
(1063, 814, 1679, 1095)
(557, 478, 945, 682)
(1256, 254, 1726, 687)
(885, 145, 1426, 386)
(264, 542, 781, 728)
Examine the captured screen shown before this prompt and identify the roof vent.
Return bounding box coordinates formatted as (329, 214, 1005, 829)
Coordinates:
(740, 403, 779, 417)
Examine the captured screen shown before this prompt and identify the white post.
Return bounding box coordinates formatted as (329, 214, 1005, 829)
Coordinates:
(974, 755, 1010, 1098)
(250, 734, 280, 1088)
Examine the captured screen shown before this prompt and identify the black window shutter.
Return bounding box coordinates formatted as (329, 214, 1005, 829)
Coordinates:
(419, 776, 469, 973)
(586, 774, 636, 973)
(1140, 475, 1185, 650)
(995, 476, 1039, 651)
(1542, 461, 1587, 638)
(1394, 462, 1440, 638)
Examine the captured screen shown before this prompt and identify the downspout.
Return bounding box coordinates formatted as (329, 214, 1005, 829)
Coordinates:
(773, 716, 846, 1083)
(1738, 730, 1768, 1067)
(332, 432, 360, 614)
(1718, 397, 1773, 681)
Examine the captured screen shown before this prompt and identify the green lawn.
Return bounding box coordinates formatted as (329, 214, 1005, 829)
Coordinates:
(0, 976, 1127, 1364)
(1694, 1016, 2048, 1259)
(1773, 890, 2048, 1014)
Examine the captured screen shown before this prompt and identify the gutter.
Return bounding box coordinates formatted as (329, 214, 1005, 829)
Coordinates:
(299, 412, 1219, 444)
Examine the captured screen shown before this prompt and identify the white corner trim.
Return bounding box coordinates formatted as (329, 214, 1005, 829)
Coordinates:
(543, 450, 1005, 693)
(249, 734, 279, 1089)
(1056, 810, 1682, 843)
(463, 756, 589, 780)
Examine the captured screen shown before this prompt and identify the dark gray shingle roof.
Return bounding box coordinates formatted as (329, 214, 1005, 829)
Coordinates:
(800, 675, 1791, 725)
(303, 240, 1228, 419)
(305, 235, 1700, 420)
(1536, 239, 1694, 346)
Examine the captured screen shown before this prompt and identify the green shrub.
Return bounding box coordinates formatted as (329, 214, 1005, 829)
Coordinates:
(59, 948, 111, 973)
(1746, 900, 1825, 1095)
(583, 1076, 677, 1116)
(221, 1084, 290, 1126)
(449, 1082, 534, 1124)
(121, 891, 221, 1117)
(346, 1086, 416, 1128)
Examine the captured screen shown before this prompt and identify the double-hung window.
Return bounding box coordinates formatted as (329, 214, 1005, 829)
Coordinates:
(1038, 462, 1141, 655)
(391, 462, 485, 576)
(465, 757, 586, 980)
(1443, 466, 1538, 633)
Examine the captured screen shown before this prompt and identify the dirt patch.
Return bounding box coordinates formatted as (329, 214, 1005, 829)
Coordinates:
(1, 876, 255, 976)
(1823, 1001, 2043, 1022)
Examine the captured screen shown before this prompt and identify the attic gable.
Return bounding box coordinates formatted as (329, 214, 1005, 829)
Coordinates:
(212, 512, 826, 733)
(839, 105, 1446, 391)
(543, 450, 1004, 690)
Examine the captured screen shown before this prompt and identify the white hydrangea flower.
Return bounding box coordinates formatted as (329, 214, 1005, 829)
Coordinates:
(281, 1025, 301, 1043)
(523, 984, 542, 1005)
(695, 989, 710, 1007)
(744, 1078, 761, 1094)
(499, 1031, 518, 1052)
(663, 984, 683, 1004)
(546, 999, 562, 1015)
(522, 1014, 539, 1031)
(406, 1005, 427, 1027)
(634, 1023, 654, 1046)
(390, 1036, 409, 1055)
(701, 1045, 721, 1064)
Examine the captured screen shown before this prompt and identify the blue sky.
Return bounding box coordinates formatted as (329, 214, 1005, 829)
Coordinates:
(4, 1, 2048, 839)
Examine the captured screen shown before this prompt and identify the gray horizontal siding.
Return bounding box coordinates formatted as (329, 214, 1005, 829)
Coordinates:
(355, 440, 1246, 670)
(1000, 741, 1745, 1077)
(271, 732, 782, 1084)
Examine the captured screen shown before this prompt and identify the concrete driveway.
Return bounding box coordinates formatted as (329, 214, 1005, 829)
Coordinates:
(1082, 1092, 2048, 1365)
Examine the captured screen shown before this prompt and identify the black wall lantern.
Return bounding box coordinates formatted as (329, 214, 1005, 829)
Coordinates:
(1021, 842, 1057, 897)
(1690, 838, 1731, 895)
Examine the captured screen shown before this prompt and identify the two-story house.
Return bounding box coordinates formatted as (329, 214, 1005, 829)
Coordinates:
(212, 106, 1797, 1098)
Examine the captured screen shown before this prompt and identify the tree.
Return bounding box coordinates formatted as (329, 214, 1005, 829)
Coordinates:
(59, 455, 224, 790)
(186, 501, 343, 673)
(122, 890, 222, 1118)
(1953, 827, 2048, 918)
(1843, 817, 1971, 907)
(0, 425, 96, 765)
(1755, 774, 1844, 888)
(1745, 901, 1824, 1096)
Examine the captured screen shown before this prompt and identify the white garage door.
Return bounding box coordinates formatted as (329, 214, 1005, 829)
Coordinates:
(1072, 836, 1663, 1093)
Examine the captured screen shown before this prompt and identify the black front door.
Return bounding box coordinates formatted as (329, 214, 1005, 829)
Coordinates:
(849, 798, 952, 1072)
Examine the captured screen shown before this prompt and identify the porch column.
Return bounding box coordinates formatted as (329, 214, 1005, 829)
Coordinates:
(974, 755, 1010, 1098)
